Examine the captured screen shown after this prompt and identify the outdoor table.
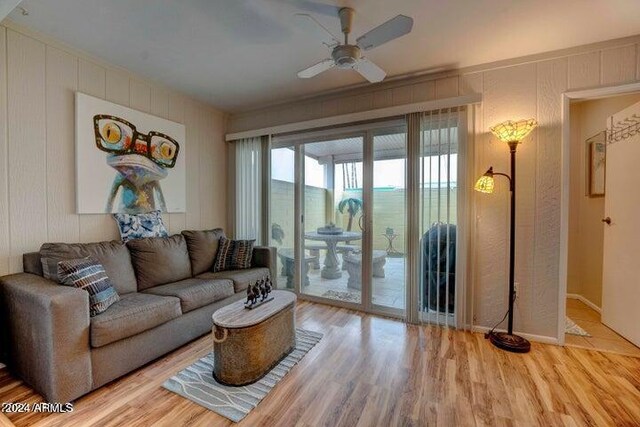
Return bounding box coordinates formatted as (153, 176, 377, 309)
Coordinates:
(304, 231, 362, 279)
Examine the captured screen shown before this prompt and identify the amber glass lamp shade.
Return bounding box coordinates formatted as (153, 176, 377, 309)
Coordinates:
(474, 167, 495, 193)
(490, 119, 538, 143)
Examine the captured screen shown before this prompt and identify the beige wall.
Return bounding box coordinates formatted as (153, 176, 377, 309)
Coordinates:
(0, 24, 229, 275)
(229, 35, 640, 339)
(270, 179, 327, 249)
(567, 93, 640, 308)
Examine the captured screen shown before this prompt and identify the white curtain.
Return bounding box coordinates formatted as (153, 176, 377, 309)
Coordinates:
(235, 137, 262, 240)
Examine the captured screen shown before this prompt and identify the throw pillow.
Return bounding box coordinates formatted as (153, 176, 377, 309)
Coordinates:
(56, 257, 120, 316)
(213, 238, 255, 272)
(113, 210, 168, 242)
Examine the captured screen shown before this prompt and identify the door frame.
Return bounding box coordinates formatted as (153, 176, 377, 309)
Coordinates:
(558, 81, 640, 345)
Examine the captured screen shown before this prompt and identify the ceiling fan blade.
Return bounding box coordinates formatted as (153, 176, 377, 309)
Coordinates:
(293, 13, 341, 48)
(298, 59, 335, 78)
(276, 0, 340, 16)
(356, 15, 413, 51)
(354, 58, 386, 83)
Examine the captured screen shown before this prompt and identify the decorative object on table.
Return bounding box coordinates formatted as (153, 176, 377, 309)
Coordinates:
(421, 223, 456, 314)
(213, 238, 255, 272)
(337, 197, 363, 232)
(212, 290, 296, 387)
(474, 118, 537, 354)
(75, 92, 186, 214)
(271, 223, 285, 245)
(565, 317, 591, 337)
(163, 328, 322, 423)
(244, 277, 274, 309)
(586, 131, 606, 197)
(316, 222, 343, 235)
(382, 227, 402, 256)
(112, 210, 168, 242)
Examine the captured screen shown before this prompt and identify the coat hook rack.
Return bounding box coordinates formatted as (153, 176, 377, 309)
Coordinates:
(607, 113, 640, 144)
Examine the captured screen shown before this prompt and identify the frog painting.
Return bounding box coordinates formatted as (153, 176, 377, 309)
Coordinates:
(93, 114, 179, 213)
(75, 92, 186, 215)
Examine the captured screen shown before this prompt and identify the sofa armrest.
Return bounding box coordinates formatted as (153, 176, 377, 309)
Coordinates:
(252, 246, 278, 288)
(0, 273, 92, 402)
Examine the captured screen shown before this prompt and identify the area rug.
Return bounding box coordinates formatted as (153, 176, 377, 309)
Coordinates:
(163, 329, 322, 423)
(321, 289, 361, 303)
(565, 316, 591, 337)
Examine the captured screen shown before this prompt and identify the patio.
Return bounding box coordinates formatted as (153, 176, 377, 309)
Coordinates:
(276, 253, 406, 310)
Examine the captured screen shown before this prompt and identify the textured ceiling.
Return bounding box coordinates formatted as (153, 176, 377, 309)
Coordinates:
(8, 0, 640, 112)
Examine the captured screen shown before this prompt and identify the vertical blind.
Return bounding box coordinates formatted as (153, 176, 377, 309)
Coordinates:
(418, 108, 463, 328)
(235, 137, 262, 240)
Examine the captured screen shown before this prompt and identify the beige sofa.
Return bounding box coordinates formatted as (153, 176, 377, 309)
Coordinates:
(0, 229, 276, 403)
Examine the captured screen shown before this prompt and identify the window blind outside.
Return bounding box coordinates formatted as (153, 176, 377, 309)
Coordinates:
(235, 137, 262, 240)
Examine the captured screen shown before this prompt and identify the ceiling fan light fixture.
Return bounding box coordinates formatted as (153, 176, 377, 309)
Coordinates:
(296, 7, 413, 82)
(332, 45, 361, 68)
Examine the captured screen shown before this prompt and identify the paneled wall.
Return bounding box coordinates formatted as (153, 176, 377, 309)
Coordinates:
(0, 25, 228, 275)
(228, 36, 640, 339)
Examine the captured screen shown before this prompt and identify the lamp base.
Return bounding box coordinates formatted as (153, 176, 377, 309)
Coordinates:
(488, 331, 531, 353)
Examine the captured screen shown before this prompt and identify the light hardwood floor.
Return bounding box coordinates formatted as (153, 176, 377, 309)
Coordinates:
(565, 298, 640, 358)
(1, 300, 640, 426)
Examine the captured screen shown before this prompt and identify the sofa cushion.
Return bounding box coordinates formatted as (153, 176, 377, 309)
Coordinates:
(56, 257, 120, 316)
(213, 238, 255, 272)
(112, 210, 168, 242)
(197, 267, 270, 293)
(126, 235, 192, 291)
(90, 292, 181, 348)
(181, 229, 225, 275)
(40, 241, 137, 294)
(143, 278, 234, 313)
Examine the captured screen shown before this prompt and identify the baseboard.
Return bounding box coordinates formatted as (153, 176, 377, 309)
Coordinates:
(567, 293, 601, 313)
(472, 326, 559, 346)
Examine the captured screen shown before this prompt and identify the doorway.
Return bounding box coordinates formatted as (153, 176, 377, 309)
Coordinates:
(564, 91, 640, 357)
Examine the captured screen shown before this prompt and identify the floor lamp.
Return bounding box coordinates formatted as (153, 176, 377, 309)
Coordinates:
(474, 118, 537, 353)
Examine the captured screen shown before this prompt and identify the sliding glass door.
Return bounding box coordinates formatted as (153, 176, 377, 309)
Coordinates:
(301, 136, 364, 305)
(267, 110, 465, 323)
(269, 147, 296, 289)
(269, 124, 407, 317)
(370, 130, 407, 312)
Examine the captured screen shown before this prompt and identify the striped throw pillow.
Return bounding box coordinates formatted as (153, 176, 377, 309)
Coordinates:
(213, 238, 255, 272)
(56, 257, 120, 317)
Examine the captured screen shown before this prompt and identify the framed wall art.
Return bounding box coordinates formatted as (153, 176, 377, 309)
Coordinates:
(586, 131, 606, 197)
(76, 92, 186, 214)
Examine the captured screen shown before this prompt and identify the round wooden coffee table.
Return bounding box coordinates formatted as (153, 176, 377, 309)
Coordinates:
(211, 290, 296, 386)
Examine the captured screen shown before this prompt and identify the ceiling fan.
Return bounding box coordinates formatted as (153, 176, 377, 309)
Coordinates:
(296, 7, 413, 83)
